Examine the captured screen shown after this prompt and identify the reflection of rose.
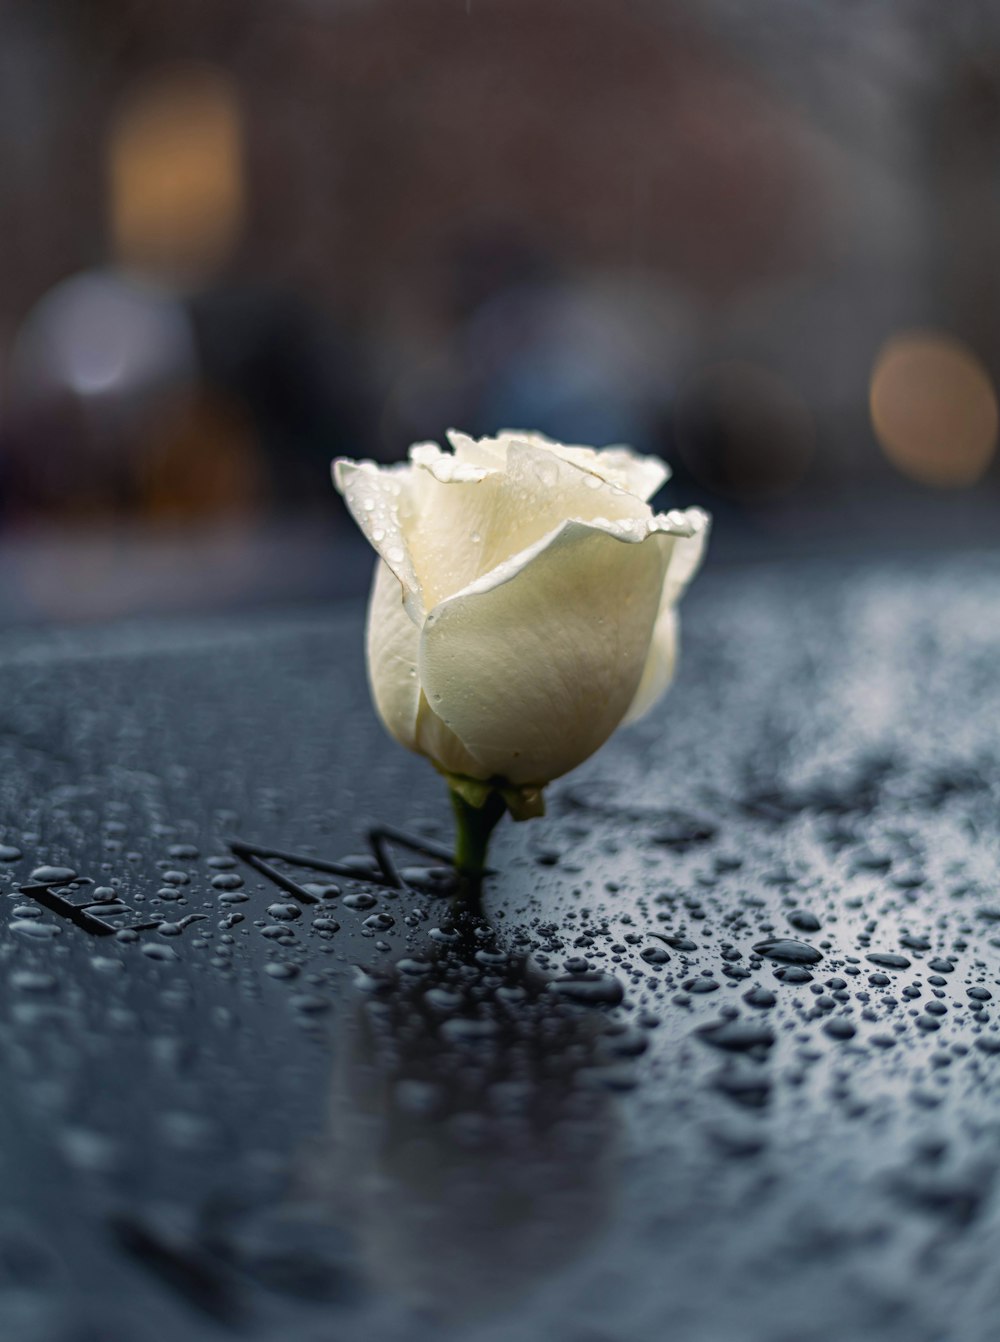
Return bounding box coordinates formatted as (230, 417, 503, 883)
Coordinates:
(334, 431, 708, 790)
(307, 922, 622, 1318)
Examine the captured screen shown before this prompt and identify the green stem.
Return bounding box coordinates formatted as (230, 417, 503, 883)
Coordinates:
(449, 787, 507, 899)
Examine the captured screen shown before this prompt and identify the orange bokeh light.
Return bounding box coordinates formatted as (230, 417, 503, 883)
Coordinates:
(870, 331, 998, 488)
(108, 63, 244, 284)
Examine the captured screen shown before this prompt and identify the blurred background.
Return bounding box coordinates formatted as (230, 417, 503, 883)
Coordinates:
(1, 0, 998, 623)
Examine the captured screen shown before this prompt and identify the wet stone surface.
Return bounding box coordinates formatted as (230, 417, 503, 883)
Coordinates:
(0, 554, 1000, 1340)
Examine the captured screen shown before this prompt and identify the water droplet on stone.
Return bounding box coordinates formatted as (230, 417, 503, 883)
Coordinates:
(266, 903, 302, 921)
(549, 973, 624, 1007)
(265, 962, 300, 980)
(928, 958, 955, 974)
(10, 920, 60, 939)
(773, 965, 814, 984)
(753, 938, 823, 965)
(10, 970, 57, 993)
(29, 865, 77, 885)
(142, 943, 180, 961)
(743, 986, 776, 1009)
(866, 952, 911, 970)
(302, 883, 341, 900)
(789, 910, 821, 933)
(640, 945, 670, 966)
(211, 873, 244, 891)
(824, 1018, 857, 1040)
(698, 1019, 775, 1053)
(683, 976, 720, 994)
(343, 892, 377, 912)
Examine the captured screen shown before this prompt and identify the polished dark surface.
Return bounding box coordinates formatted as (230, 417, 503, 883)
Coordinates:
(1, 550, 1000, 1341)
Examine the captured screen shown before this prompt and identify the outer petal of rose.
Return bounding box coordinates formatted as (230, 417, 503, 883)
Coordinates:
(620, 605, 678, 726)
(443, 430, 507, 472)
(365, 559, 422, 752)
(523, 439, 669, 501)
(659, 510, 711, 607)
(413, 692, 487, 779)
(418, 519, 669, 786)
(333, 459, 423, 618)
(622, 518, 711, 725)
(401, 439, 651, 609)
(365, 558, 488, 777)
(449, 429, 669, 501)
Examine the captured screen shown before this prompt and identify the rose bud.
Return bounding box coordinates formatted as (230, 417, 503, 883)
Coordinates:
(333, 430, 709, 890)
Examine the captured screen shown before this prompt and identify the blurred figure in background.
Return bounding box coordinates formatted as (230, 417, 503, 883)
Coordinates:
(1, 61, 371, 534)
(378, 230, 692, 464)
(0, 0, 997, 620)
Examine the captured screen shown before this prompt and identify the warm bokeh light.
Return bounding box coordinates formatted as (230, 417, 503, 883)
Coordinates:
(870, 331, 998, 488)
(108, 63, 244, 284)
(673, 360, 815, 502)
(137, 390, 265, 522)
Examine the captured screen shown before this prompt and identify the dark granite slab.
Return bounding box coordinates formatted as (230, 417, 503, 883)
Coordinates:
(1, 549, 999, 1342)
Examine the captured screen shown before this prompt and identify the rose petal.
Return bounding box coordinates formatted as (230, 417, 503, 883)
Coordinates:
(365, 559, 499, 777)
(414, 693, 486, 779)
(622, 513, 710, 724)
(621, 606, 678, 726)
(409, 441, 488, 483)
(403, 439, 652, 609)
(519, 437, 669, 500)
(659, 508, 711, 607)
(418, 519, 670, 785)
(444, 430, 508, 472)
(448, 428, 670, 500)
(333, 460, 423, 616)
(365, 560, 422, 750)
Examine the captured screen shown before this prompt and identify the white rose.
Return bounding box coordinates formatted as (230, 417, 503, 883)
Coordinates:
(333, 429, 709, 801)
